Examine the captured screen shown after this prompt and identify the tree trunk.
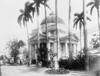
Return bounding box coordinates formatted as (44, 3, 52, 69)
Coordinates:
(36, 6, 40, 66)
(83, 0, 89, 70)
(54, 0, 59, 70)
(97, 8, 100, 39)
(80, 28, 82, 51)
(44, 3, 48, 47)
(97, 7, 100, 70)
(44, 2, 48, 67)
(26, 24, 31, 66)
(14, 57, 16, 63)
(68, 0, 72, 60)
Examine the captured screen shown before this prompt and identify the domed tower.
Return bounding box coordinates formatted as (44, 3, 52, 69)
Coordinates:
(40, 13, 67, 37)
(30, 12, 79, 62)
(41, 12, 65, 25)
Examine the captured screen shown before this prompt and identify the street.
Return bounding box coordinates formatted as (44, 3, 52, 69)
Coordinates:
(1, 65, 95, 76)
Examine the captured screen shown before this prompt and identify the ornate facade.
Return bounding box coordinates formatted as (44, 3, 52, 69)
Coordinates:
(30, 13, 79, 60)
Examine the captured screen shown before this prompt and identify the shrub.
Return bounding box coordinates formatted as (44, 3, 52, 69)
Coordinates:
(58, 55, 85, 70)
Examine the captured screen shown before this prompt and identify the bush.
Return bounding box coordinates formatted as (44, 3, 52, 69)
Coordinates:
(95, 70, 100, 76)
(31, 60, 36, 64)
(58, 55, 85, 70)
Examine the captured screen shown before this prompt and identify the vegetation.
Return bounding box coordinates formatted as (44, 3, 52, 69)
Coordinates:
(90, 34, 100, 48)
(87, 0, 100, 37)
(18, 1, 35, 66)
(7, 39, 25, 63)
(73, 12, 84, 51)
(36, 45, 48, 67)
(59, 54, 85, 70)
(16, 0, 100, 71)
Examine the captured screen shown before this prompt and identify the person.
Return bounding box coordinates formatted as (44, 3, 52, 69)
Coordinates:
(26, 55, 29, 66)
(48, 49, 54, 68)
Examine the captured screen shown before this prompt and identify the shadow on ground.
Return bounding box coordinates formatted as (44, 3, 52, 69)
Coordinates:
(45, 68, 69, 74)
(21, 66, 41, 73)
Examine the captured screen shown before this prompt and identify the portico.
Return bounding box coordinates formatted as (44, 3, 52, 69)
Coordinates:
(30, 13, 79, 61)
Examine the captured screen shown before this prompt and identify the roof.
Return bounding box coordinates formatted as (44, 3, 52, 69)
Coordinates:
(30, 33, 46, 41)
(30, 32, 79, 44)
(30, 33, 55, 44)
(60, 33, 79, 42)
(41, 13, 65, 25)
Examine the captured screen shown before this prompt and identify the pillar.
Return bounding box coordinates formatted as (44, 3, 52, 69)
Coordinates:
(58, 40, 61, 59)
(31, 44, 35, 60)
(54, 41, 57, 53)
(34, 44, 37, 60)
(65, 42, 69, 57)
(47, 42, 50, 51)
(73, 44, 77, 57)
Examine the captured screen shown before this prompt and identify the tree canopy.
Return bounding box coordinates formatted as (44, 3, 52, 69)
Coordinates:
(7, 39, 25, 63)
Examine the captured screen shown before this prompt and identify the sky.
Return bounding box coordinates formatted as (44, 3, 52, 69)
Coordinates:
(0, 0, 99, 55)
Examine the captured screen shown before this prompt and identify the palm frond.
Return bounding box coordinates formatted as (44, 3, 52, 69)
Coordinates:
(36, 5, 39, 15)
(73, 19, 79, 29)
(24, 1, 30, 12)
(81, 12, 83, 16)
(73, 22, 77, 29)
(17, 14, 23, 26)
(74, 12, 84, 30)
(27, 14, 33, 23)
(23, 16, 26, 26)
(74, 13, 80, 16)
(20, 9, 24, 14)
(31, 7, 35, 17)
(73, 18, 78, 22)
(41, 2, 51, 9)
(90, 5, 95, 15)
(95, 0, 100, 9)
(87, 16, 91, 21)
(87, 2, 94, 7)
(28, 2, 35, 13)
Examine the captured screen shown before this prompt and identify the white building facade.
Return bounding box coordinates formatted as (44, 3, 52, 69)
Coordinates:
(30, 13, 79, 60)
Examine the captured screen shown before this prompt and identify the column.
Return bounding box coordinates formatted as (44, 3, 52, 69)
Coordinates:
(47, 42, 50, 61)
(29, 44, 32, 64)
(32, 44, 36, 60)
(54, 41, 57, 53)
(73, 44, 76, 57)
(58, 40, 61, 59)
(47, 42, 50, 51)
(34, 44, 37, 60)
(65, 42, 69, 57)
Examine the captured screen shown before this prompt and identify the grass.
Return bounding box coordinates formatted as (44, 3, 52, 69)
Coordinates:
(45, 68, 69, 74)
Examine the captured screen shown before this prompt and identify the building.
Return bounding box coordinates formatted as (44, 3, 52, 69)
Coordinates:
(30, 13, 79, 61)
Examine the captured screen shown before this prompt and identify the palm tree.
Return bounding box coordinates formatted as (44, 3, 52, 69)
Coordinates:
(73, 12, 84, 52)
(44, 0, 48, 49)
(54, 0, 59, 70)
(28, 0, 50, 66)
(29, 0, 50, 48)
(68, 0, 73, 60)
(17, 2, 35, 66)
(87, 0, 100, 37)
(86, 0, 100, 71)
(83, 0, 88, 70)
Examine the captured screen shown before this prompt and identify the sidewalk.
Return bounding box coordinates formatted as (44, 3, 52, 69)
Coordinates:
(1, 65, 95, 76)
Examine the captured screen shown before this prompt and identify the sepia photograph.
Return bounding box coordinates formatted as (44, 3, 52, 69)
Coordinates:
(0, 0, 100, 76)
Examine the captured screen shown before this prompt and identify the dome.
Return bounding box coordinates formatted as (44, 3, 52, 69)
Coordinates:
(41, 13, 65, 25)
